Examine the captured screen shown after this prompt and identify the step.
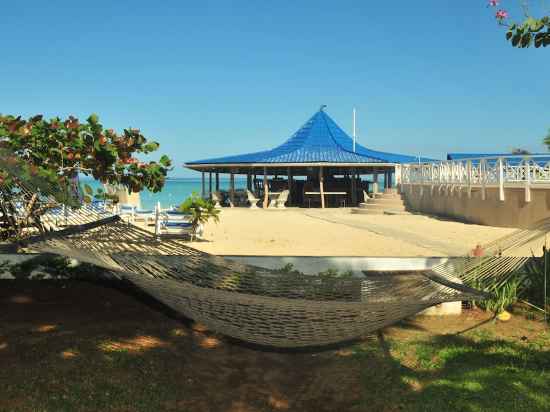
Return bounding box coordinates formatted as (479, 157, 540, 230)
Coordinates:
(350, 208, 385, 215)
(366, 198, 405, 206)
(383, 210, 412, 216)
(361, 203, 406, 211)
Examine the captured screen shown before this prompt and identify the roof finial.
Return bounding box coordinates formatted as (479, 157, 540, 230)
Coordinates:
(320, 104, 327, 112)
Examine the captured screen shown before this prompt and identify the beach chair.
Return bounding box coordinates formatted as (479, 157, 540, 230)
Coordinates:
(118, 204, 136, 223)
(163, 209, 193, 221)
(134, 208, 155, 224)
(211, 192, 223, 209)
(155, 206, 202, 240)
(275, 190, 290, 209)
(363, 190, 370, 203)
(246, 190, 260, 209)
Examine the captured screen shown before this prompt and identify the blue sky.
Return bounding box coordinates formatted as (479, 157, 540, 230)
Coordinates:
(1, 1, 548, 177)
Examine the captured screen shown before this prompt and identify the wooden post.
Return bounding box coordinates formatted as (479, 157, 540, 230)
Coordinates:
(201, 172, 205, 198)
(215, 173, 219, 191)
(209, 172, 212, 198)
(319, 166, 325, 208)
(287, 167, 292, 206)
(247, 172, 252, 191)
(263, 166, 269, 208)
(230, 170, 235, 207)
(350, 168, 357, 206)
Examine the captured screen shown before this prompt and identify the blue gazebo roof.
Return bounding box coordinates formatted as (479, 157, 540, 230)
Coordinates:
(186, 108, 429, 167)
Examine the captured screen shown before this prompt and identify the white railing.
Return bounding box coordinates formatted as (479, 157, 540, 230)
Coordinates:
(400, 155, 550, 202)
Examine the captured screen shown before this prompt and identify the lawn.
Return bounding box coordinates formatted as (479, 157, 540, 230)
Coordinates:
(1, 280, 549, 412)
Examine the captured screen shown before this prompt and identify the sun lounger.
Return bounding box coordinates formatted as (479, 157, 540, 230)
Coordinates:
(118, 204, 136, 223)
(134, 209, 155, 224)
(211, 192, 223, 209)
(275, 190, 290, 209)
(246, 190, 260, 209)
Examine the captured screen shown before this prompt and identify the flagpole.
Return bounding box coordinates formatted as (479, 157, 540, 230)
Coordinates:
(353, 108, 356, 153)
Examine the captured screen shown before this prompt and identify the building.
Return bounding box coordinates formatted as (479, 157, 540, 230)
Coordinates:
(185, 107, 430, 208)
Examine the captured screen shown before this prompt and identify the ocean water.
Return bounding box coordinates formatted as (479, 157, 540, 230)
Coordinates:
(81, 177, 247, 210)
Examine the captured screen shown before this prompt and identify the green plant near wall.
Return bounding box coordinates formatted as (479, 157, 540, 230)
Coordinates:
(469, 274, 525, 314)
(516, 250, 550, 314)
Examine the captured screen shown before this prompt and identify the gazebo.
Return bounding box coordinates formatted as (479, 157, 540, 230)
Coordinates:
(185, 107, 427, 208)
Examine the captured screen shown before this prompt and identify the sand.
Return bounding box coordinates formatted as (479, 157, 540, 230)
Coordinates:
(186, 208, 523, 257)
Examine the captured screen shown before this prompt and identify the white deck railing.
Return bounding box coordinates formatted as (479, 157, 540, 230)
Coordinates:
(399, 155, 550, 202)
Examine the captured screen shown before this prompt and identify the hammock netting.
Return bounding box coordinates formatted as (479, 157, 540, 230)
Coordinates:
(0, 152, 544, 347)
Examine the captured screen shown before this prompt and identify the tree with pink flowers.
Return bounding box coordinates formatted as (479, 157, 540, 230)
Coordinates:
(487, 1, 549, 47)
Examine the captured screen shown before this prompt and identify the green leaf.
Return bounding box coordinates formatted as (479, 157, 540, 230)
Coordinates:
(511, 32, 522, 47)
(534, 33, 544, 48)
(506, 30, 513, 41)
(520, 32, 532, 48)
(84, 184, 93, 195)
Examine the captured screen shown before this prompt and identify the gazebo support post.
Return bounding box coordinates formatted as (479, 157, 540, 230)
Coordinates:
(319, 166, 325, 209)
(287, 167, 292, 206)
(263, 167, 269, 208)
(373, 172, 379, 194)
(201, 172, 205, 199)
(230, 170, 235, 207)
(215, 173, 219, 192)
(247, 173, 252, 191)
(350, 168, 357, 206)
(209, 172, 212, 198)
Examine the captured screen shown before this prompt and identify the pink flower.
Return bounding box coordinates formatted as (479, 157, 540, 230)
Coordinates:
(495, 9, 508, 19)
(488, 0, 499, 6)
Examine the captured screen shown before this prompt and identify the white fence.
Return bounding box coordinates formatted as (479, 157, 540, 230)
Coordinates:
(400, 155, 550, 202)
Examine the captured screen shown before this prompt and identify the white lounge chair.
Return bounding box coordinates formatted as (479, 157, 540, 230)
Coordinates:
(246, 190, 260, 209)
(118, 204, 136, 223)
(276, 190, 290, 209)
(134, 208, 155, 224)
(157, 214, 202, 240)
(363, 190, 370, 203)
(211, 192, 223, 209)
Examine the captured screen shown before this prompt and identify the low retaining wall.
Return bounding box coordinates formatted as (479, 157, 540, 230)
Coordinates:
(1, 254, 463, 316)
(226, 255, 460, 316)
(401, 184, 550, 228)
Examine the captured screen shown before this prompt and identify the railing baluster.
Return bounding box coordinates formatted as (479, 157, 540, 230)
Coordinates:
(525, 160, 531, 203)
(498, 157, 505, 201)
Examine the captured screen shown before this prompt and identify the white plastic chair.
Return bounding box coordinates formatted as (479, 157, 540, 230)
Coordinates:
(246, 190, 260, 209)
(211, 192, 223, 209)
(118, 204, 136, 223)
(276, 190, 290, 209)
(134, 208, 155, 224)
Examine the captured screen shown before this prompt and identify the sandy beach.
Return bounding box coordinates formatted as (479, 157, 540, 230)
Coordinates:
(185, 208, 529, 257)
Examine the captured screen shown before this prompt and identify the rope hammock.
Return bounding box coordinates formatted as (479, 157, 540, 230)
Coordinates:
(0, 153, 542, 347)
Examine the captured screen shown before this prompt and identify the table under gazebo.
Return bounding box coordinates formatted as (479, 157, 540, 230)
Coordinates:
(185, 107, 427, 208)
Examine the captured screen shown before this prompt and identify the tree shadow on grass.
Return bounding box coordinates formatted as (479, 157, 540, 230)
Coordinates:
(354, 330, 550, 412)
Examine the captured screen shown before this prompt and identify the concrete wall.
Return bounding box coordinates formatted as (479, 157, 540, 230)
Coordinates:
(401, 184, 550, 228)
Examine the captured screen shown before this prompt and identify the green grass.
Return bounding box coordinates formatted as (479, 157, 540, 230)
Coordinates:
(2, 281, 550, 412)
(353, 329, 550, 412)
